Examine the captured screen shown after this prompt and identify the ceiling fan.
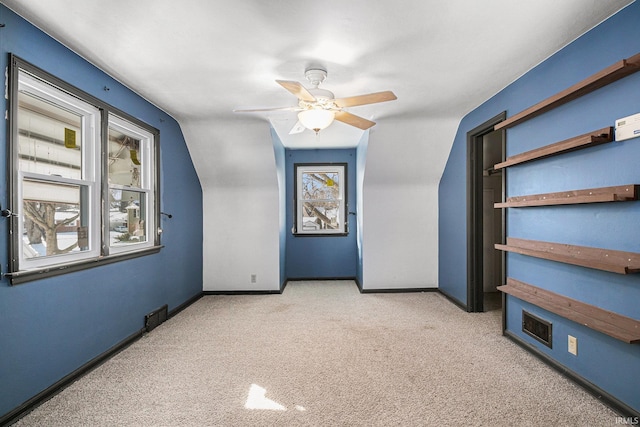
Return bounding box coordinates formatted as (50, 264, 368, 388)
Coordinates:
(233, 68, 397, 134)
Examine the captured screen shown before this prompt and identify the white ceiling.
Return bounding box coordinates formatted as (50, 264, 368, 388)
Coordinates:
(3, 1, 633, 155)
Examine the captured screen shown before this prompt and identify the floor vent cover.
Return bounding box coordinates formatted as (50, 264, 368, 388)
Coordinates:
(522, 310, 552, 348)
(145, 304, 168, 332)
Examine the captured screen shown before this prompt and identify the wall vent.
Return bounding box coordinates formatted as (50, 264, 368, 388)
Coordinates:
(145, 304, 168, 332)
(522, 310, 552, 348)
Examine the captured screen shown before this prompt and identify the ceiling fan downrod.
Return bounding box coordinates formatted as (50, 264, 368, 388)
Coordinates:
(304, 68, 327, 88)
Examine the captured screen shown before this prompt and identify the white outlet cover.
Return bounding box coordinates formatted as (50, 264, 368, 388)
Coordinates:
(568, 335, 578, 355)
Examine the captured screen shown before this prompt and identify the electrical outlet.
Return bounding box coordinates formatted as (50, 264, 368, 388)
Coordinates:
(568, 335, 578, 355)
(250, 274, 257, 284)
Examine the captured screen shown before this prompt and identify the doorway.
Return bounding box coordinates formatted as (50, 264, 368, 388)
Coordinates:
(467, 112, 505, 312)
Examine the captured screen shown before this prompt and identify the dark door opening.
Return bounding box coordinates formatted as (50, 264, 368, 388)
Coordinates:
(467, 112, 506, 312)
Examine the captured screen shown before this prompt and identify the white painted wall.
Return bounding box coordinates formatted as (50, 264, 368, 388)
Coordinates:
(182, 119, 280, 291)
(202, 187, 280, 291)
(361, 117, 460, 289)
(183, 115, 459, 292)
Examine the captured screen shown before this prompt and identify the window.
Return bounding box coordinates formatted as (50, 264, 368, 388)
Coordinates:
(294, 164, 346, 235)
(8, 56, 160, 283)
(15, 71, 101, 269)
(107, 115, 156, 254)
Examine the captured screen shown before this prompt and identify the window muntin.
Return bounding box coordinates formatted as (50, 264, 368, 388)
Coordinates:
(10, 59, 160, 279)
(295, 164, 346, 235)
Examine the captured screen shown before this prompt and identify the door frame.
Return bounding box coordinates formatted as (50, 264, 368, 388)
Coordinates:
(466, 112, 506, 312)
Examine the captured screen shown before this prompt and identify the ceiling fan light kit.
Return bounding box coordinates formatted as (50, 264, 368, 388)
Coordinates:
(298, 108, 335, 134)
(234, 66, 396, 135)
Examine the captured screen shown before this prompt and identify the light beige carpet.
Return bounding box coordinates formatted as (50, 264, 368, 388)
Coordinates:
(14, 280, 618, 426)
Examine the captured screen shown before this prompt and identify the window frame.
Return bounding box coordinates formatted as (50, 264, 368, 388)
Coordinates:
(293, 163, 347, 236)
(7, 55, 161, 285)
(105, 114, 157, 255)
(15, 71, 102, 269)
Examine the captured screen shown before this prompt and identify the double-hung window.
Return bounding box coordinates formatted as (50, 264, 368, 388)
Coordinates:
(15, 70, 102, 269)
(107, 115, 156, 254)
(294, 164, 347, 235)
(8, 56, 160, 283)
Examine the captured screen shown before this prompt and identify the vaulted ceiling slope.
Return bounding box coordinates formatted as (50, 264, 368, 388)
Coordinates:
(3, 1, 633, 159)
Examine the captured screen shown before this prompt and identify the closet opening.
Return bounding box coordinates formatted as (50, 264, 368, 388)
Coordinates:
(467, 112, 506, 313)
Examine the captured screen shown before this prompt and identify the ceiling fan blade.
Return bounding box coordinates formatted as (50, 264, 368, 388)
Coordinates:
(334, 111, 376, 130)
(276, 80, 316, 102)
(233, 106, 299, 113)
(334, 91, 397, 108)
(289, 121, 306, 135)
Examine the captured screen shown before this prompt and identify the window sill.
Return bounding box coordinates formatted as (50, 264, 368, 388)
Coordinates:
(6, 246, 163, 285)
(293, 233, 349, 237)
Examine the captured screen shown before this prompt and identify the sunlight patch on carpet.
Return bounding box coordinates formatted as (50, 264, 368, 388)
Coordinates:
(244, 384, 286, 411)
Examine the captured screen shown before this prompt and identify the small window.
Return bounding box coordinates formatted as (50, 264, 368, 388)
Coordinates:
(294, 164, 346, 235)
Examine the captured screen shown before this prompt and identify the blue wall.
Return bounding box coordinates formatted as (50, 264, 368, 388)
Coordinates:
(0, 5, 203, 420)
(285, 149, 358, 279)
(439, 2, 640, 412)
(271, 128, 287, 288)
(355, 132, 369, 286)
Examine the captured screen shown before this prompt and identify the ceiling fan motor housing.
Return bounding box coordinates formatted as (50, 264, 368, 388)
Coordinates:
(308, 88, 334, 101)
(305, 68, 327, 87)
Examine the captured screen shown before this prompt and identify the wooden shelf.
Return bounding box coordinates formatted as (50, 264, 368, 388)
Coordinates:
(495, 52, 640, 130)
(495, 237, 640, 274)
(495, 184, 639, 208)
(498, 278, 640, 344)
(493, 127, 613, 170)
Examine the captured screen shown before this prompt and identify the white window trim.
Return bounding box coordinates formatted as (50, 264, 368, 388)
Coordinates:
(106, 114, 156, 255)
(17, 71, 102, 270)
(8, 56, 161, 283)
(295, 164, 346, 235)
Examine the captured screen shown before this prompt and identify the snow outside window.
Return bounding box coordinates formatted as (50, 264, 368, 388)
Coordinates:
(107, 115, 156, 254)
(16, 71, 101, 269)
(10, 60, 160, 280)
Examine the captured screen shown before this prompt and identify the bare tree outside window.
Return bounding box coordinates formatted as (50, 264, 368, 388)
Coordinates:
(23, 201, 79, 256)
(295, 164, 346, 235)
(10, 58, 159, 280)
